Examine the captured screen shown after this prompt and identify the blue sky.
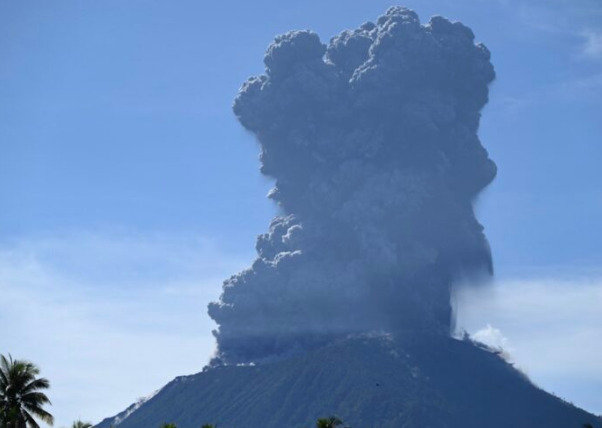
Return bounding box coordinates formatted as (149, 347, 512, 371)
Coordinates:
(1, 0, 601, 426)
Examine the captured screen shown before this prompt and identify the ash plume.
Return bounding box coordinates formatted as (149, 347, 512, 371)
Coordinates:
(208, 7, 496, 365)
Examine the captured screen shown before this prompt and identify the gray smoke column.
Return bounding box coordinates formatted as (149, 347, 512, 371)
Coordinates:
(208, 7, 496, 365)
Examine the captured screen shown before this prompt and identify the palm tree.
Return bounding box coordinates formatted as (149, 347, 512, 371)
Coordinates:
(70, 421, 92, 428)
(0, 354, 54, 428)
(315, 416, 344, 428)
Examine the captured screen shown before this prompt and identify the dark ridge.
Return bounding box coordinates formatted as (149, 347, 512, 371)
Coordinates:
(95, 336, 600, 428)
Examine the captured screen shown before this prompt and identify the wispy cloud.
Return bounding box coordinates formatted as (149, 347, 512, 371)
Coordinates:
(516, 0, 602, 31)
(581, 30, 602, 59)
(509, 0, 602, 65)
(455, 274, 602, 415)
(0, 230, 251, 427)
(555, 72, 602, 100)
(478, 0, 602, 111)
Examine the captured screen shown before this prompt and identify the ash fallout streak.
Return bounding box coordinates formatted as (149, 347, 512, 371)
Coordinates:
(208, 7, 496, 365)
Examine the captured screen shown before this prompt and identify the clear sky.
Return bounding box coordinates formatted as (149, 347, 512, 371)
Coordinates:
(1, 0, 601, 426)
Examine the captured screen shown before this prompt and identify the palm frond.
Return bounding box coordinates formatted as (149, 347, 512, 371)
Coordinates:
(0, 354, 54, 428)
(22, 391, 52, 407)
(22, 403, 54, 425)
(22, 378, 51, 395)
(23, 410, 42, 428)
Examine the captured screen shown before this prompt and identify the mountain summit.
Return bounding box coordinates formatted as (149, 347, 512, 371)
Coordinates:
(96, 334, 600, 428)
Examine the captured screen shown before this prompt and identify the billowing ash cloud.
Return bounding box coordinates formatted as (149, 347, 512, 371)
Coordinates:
(208, 7, 496, 365)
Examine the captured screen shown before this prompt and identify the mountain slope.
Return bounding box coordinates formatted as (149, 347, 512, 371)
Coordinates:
(96, 335, 600, 428)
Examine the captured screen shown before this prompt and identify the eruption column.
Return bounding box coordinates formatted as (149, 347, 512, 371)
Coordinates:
(208, 7, 496, 365)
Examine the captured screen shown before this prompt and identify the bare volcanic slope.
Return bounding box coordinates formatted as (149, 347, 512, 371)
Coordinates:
(95, 335, 600, 428)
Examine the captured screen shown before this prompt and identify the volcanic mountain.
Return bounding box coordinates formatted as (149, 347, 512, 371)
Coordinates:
(95, 334, 600, 428)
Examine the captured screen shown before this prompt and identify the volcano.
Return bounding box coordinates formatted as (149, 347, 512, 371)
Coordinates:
(96, 7, 600, 428)
(95, 334, 599, 428)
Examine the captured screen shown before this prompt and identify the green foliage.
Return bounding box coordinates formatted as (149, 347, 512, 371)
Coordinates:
(70, 420, 93, 428)
(316, 416, 344, 428)
(0, 354, 54, 428)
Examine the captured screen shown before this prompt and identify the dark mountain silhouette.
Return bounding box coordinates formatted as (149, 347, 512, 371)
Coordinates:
(95, 334, 600, 428)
